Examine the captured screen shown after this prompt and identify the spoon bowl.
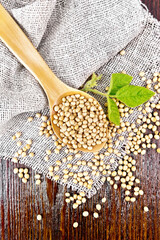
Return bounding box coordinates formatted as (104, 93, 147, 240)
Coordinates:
(0, 3, 107, 152)
(50, 89, 107, 152)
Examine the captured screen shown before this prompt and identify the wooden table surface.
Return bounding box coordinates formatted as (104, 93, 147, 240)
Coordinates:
(0, 1, 160, 239)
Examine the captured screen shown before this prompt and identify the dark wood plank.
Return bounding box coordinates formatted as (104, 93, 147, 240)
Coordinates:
(0, 147, 160, 240)
(142, 0, 160, 20)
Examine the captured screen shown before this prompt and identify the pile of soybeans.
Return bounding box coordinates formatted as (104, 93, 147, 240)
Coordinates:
(53, 94, 108, 150)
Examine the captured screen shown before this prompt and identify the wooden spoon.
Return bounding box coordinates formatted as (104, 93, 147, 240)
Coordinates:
(0, 3, 107, 152)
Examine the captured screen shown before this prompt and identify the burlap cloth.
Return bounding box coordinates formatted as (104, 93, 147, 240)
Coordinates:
(0, 0, 160, 197)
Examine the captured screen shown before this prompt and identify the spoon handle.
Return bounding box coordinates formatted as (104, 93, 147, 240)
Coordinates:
(0, 3, 68, 101)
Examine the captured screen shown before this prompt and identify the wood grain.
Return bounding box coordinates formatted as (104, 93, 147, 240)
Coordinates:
(142, 0, 160, 20)
(0, 149, 160, 240)
(0, 1, 160, 239)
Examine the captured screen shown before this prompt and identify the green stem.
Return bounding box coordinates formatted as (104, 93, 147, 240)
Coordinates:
(82, 88, 118, 100)
(109, 94, 117, 98)
(82, 88, 107, 98)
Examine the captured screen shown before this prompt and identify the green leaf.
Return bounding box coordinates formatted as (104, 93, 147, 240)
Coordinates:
(107, 96, 120, 125)
(115, 85, 155, 107)
(108, 73, 133, 96)
(82, 73, 102, 92)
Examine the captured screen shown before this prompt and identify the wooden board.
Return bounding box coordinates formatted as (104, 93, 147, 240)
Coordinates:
(0, 0, 160, 239)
